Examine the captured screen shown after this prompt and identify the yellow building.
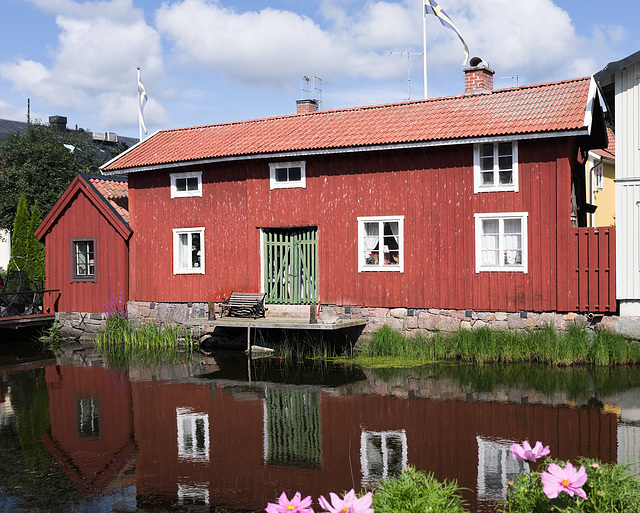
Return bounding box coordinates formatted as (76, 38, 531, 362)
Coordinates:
(586, 127, 615, 227)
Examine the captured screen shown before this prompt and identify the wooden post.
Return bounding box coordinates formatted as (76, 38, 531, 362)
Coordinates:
(247, 325, 251, 354)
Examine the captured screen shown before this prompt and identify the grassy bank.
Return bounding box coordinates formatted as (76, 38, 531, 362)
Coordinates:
(95, 316, 198, 365)
(356, 325, 640, 367)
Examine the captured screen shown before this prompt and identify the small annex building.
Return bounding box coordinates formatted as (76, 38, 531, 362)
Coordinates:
(98, 63, 613, 330)
(35, 173, 130, 323)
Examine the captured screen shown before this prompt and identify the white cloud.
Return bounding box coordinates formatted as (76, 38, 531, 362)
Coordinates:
(1, 0, 165, 131)
(155, 0, 412, 90)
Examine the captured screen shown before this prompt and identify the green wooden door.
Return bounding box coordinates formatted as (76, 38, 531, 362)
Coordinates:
(263, 227, 318, 304)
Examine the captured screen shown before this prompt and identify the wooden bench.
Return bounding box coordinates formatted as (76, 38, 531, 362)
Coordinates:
(220, 292, 267, 319)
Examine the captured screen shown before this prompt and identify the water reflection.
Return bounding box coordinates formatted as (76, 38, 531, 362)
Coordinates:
(1, 342, 640, 513)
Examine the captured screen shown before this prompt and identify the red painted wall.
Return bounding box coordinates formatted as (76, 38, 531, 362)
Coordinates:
(44, 189, 129, 313)
(128, 138, 578, 312)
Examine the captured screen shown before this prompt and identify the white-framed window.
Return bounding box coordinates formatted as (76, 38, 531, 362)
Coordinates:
(171, 171, 202, 198)
(477, 436, 528, 501)
(358, 216, 404, 272)
(176, 407, 210, 462)
(178, 482, 210, 506)
(173, 227, 205, 274)
(474, 141, 518, 193)
(593, 161, 604, 191)
(71, 238, 96, 282)
(475, 212, 528, 273)
(269, 161, 306, 189)
(360, 430, 408, 487)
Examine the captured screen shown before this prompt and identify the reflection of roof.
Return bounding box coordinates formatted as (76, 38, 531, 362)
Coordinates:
(85, 175, 129, 224)
(592, 127, 615, 161)
(103, 77, 596, 173)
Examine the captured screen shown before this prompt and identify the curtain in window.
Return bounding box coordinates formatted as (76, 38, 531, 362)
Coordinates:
(481, 219, 499, 266)
(179, 233, 190, 269)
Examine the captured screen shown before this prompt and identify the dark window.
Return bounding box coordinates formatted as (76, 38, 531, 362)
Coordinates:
(71, 238, 97, 282)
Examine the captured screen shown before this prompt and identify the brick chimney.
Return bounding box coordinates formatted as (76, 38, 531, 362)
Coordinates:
(464, 57, 495, 93)
(296, 99, 318, 114)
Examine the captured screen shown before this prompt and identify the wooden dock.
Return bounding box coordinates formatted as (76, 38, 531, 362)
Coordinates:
(0, 314, 55, 329)
(183, 317, 367, 353)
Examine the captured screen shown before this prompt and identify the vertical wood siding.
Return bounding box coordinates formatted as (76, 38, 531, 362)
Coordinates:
(129, 137, 596, 312)
(45, 190, 129, 313)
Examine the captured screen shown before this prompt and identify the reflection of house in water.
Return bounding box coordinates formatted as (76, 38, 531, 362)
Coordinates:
(38, 358, 632, 513)
(41, 364, 136, 497)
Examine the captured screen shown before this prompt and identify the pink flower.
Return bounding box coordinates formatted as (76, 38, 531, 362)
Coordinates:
(541, 462, 588, 500)
(318, 489, 373, 513)
(510, 440, 550, 462)
(266, 491, 314, 513)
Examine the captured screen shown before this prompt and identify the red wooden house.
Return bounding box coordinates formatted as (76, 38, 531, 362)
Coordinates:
(99, 64, 610, 320)
(35, 173, 131, 315)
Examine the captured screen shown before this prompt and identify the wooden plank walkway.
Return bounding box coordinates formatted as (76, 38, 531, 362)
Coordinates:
(0, 314, 55, 329)
(183, 317, 366, 331)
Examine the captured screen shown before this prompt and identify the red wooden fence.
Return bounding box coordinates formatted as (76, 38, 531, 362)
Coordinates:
(566, 227, 616, 313)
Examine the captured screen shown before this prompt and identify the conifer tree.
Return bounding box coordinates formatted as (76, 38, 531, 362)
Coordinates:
(8, 194, 29, 277)
(28, 200, 45, 288)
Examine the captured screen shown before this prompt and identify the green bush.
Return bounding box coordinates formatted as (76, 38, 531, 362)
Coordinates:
(371, 467, 469, 513)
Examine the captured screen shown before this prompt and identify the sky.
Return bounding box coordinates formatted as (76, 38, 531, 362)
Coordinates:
(0, 0, 638, 139)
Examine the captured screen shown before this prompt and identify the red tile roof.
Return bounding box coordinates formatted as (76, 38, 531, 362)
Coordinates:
(87, 176, 129, 223)
(103, 77, 593, 172)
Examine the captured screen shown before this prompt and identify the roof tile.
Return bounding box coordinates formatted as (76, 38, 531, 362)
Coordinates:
(104, 77, 592, 172)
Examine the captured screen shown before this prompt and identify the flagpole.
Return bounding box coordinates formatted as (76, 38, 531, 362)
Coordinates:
(137, 67, 143, 142)
(423, 1, 428, 99)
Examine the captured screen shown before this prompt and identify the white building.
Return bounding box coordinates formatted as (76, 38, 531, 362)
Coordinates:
(596, 50, 640, 317)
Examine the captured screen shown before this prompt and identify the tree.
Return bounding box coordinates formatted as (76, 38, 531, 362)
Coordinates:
(0, 121, 128, 232)
(8, 194, 29, 273)
(28, 200, 45, 288)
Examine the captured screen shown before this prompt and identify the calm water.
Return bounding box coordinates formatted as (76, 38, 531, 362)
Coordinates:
(2, 330, 640, 513)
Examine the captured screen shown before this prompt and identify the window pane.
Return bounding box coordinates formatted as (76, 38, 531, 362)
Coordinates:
(288, 167, 302, 182)
(481, 220, 499, 266)
(498, 169, 513, 184)
(192, 233, 201, 268)
(176, 178, 187, 192)
(383, 222, 399, 265)
(481, 143, 494, 158)
(275, 167, 288, 182)
(186, 177, 199, 191)
(503, 219, 522, 265)
(498, 142, 512, 157)
(179, 233, 189, 269)
(481, 171, 495, 185)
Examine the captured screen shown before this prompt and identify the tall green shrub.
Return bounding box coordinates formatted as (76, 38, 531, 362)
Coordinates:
(28, 200, 45, 288)
(8, 194, 29, 274)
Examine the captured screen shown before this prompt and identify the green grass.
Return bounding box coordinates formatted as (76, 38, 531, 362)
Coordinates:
(95, 316, 198, 366)
(355, 325, 640, 367)
(371, 467, 469, 513)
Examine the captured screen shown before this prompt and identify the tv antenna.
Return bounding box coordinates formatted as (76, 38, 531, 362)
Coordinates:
(501, 74, 519, 87)
(390, 50, 423, 100)
(301, 75, 323, 109)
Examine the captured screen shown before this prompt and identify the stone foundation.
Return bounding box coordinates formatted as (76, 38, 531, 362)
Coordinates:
(55, 312, 107, 340)
(55, 301, 640, 341)
(318, 305, 640, 339)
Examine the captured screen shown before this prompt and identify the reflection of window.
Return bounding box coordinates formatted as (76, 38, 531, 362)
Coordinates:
(76, 396, 100, 439)
(71, 238, 96, 282)
(360, 430, 407, 487)
(477, 436, 528, 501)
(171, 171, 202, 198)
(178, 482, 210, 506)
(173, 228, 205, 274)
(177, 408, 210, 462)
(358, 216, 404, 272)
(269, 161, 306, 189)
(475, 213, 528, 273)
(474, 141, 518, 193)
(264, 388, 321, 468)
